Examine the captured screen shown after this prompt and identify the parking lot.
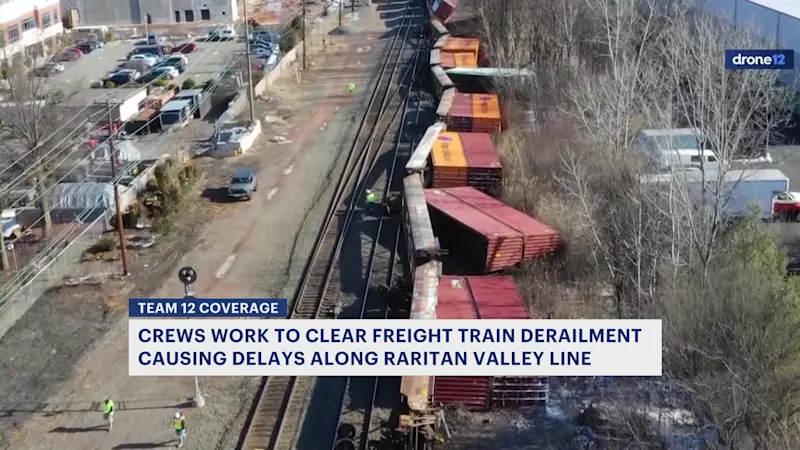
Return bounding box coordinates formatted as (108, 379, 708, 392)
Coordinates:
(46, 39, 243, 108)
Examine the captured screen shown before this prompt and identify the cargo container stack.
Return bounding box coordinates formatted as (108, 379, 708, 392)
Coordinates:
(441, 37, 480, 61)
(433, 275, 549, 410)
(425, 187, 562, 273)
(440, 52, 478, 68)
(431, 0, 458, 23)
(429, 132, 502, 193)
(447, 93, 502, 133)
(431, 133, 470, 188)
(445, 187, 562, 260)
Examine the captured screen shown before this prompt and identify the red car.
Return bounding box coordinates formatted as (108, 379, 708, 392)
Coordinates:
(54, 49, 81, 61)
(773, 191, 800, 221)
(172, 42, 197, 54)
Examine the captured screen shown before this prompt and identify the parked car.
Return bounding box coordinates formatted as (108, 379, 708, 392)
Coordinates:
(32, 65, 61, 77)
(129, 45, 167, 58)
(75, 40, 103, 53)
(227, 168, 258, 200)
(172, 42, 197, 54)
(159, 56, 187, 73)
(146, 33, 164, 45)
(209, 29, 238, 41)
(151, 66, 179, 79)
(53, 48, 82, 61)
(119, 59, 150, 72)
(251, 29, 273, 41)
(129, 54, 160, 66)
(103, 69, 140, 85)
(42, 61, 65, 72)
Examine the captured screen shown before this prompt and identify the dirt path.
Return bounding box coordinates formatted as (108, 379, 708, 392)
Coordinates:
(0, 4, 399, 449)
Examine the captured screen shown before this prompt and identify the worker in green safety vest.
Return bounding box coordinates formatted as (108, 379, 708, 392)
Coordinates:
(365, 189, 377, 205)
(348, 82, 356, 95)
(103, 397, 114, 431)
(173, 411, 187, 447)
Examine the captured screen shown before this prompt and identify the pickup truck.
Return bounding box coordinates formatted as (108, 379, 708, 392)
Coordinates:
(227, 168, 258, 200)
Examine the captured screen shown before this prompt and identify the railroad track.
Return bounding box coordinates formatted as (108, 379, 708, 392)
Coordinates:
(331, 19, 426, 450)
(238, 2, 421, 449)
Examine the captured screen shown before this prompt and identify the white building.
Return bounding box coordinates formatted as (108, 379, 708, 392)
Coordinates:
(1, 0, 64, 65)
(700, 0, 800, 88)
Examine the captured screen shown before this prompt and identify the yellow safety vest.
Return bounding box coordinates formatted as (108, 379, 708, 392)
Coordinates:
(104, 401, 114, 414)
(174, 417, 185, 431)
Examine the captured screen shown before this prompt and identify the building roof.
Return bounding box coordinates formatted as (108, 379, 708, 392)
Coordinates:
(640, 168, 789, 184)
(160, 99, 191, 112)
(748, 0, 800, 21)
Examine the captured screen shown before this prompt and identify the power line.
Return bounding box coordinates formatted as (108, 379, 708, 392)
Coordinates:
(0, 51, 246, 304)
(0, 31, 240, 197)
(0, 22, 238, 183)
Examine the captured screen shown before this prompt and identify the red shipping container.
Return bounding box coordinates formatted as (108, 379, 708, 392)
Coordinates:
(459, 132, 502, 193)
(432, 0, 459, 23)
(433, 276, 549, 410)
(425, 188, 524, 273)
(444, 186, 562, 260)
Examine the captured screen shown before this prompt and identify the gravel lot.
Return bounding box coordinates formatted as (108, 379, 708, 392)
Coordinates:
(0, 4, 399, 449)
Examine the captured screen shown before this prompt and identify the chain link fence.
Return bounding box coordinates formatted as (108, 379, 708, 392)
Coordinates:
(0, 220, 104, 339)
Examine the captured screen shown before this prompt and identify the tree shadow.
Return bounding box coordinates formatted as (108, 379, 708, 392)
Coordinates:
(50, 424, 107, 433)
(112, 440, 175, 449)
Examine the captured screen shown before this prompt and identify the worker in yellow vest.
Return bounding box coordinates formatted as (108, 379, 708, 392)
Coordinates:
(103, 398, 114, 431)
(348, 82, 356, 95)
(173, 411, 187, 447)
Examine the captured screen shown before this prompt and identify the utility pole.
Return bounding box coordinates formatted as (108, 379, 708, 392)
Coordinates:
(242, 0, 256, 122)
(177, 266, 205, 408)
(351, 0, 355, 16)
(302, 0, 307, 70)
(339, 0, 342, 27)
(106, 102, 130, 276)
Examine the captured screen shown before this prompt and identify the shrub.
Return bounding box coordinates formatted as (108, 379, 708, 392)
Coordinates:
(167, 83, 178, 91)
(153, 79, 169, 87)
(152, 216, 175, 234)
(89, 235, 117, 253)
(104, 80, 116, 88)
(181, 77, 196, 90)
(105, 31, 116, 41)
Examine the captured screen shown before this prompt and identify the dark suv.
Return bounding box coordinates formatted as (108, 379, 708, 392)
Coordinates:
(228, 168, 258, 200)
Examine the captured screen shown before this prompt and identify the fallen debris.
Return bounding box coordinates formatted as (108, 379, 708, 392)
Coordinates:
(270, 136, 293, 144)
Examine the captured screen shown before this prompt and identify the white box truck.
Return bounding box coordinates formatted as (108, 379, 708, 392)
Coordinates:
(641, 168, 791, 220)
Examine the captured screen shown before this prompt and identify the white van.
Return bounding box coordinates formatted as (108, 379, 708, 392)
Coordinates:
(72, 25, 109, 41)
(634, 128, 719, 171)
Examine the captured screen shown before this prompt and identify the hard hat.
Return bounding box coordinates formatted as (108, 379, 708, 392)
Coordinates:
(366, 189, 372, 194)
(175, 412, 181, 419)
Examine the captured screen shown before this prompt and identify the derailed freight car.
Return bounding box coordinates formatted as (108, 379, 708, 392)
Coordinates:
(431, 65, 454, 100)
(434, 275, 549, 409)
(400, 260, 440, 413)
(406, 121, 446, 174)
(425, 187, 561, 273)
(403, 174, 440, 270)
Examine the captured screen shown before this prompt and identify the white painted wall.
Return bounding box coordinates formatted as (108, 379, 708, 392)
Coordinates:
(0, 0, 64, 62)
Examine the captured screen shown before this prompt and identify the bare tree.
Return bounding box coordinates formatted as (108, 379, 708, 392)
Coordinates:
(0, 65, 78, 239)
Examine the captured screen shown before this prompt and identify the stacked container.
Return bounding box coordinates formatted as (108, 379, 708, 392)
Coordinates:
(431, 133, 469, 188)
(425, 188, 524, 273)
(445, 187, 562, 260)
(431, 0, 459, 23)
(433, 275, 549, 410)
(439, 52, 478, 69)
(425, 187, 562, 273)
(460, 133, 502, 193)
(441, 37, 480, 60)
(447, 92, 502, 133)
(431, 65, 454, 100)
(429, 132, 502, 193)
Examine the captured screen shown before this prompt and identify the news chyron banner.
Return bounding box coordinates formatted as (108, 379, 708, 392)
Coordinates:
(128, 298, 663, 376)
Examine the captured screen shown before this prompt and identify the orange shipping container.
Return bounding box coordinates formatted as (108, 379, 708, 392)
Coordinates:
(472, 94, 501, 120)
(431, 132, 469, 188)
(440, 52, 478, 68)
(442, 37, 479, 59)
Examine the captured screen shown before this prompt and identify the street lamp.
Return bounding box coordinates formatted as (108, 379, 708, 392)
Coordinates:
(178, 266, 205, 408)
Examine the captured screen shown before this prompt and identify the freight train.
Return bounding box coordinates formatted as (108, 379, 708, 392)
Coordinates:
(392, 10, 560, 449)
